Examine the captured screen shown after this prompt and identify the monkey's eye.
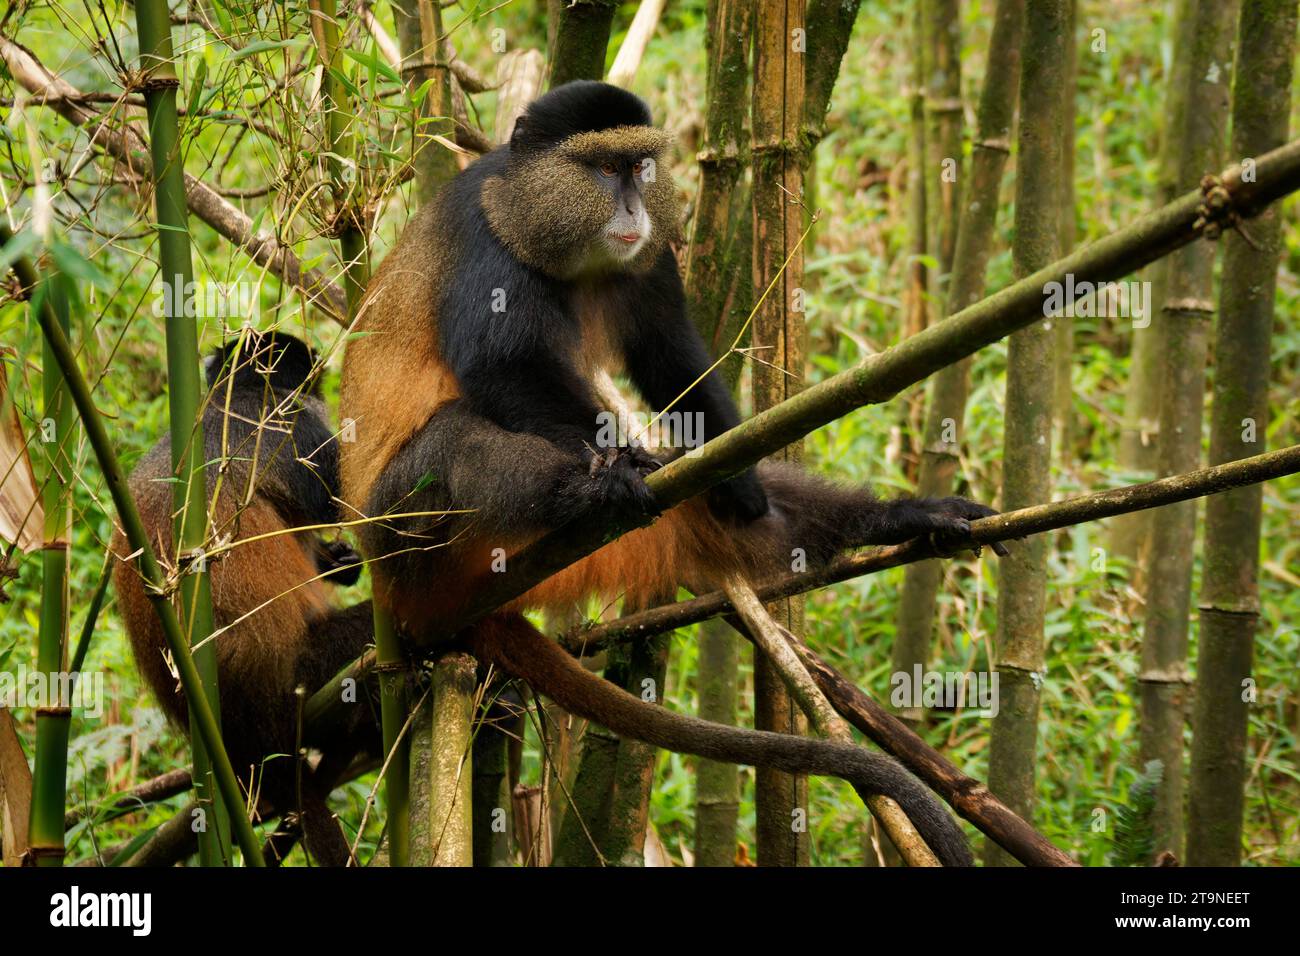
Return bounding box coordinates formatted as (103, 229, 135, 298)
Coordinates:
(632, 162, 643, 178)
(599, 161, 618, 177)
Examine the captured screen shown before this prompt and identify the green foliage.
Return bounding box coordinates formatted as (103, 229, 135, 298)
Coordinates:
(1111, 760, 1163, 867)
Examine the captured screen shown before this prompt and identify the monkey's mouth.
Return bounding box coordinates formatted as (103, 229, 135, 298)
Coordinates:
(611, 231, 642, 244)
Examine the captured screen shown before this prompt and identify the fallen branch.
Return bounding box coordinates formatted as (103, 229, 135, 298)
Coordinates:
(789, 634, 1077, 867)
(0, 35, 348, 322)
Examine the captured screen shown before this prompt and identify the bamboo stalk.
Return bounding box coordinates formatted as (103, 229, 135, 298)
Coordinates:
(26, 270, 75, 867)
(984, 0, 1068, 867)
(1187, 0, 1295, 867)
(904, 1, 930, 342)
(685, 0, 755, 867)
(132, 0, 229, 866)
(924, 0, 964, 283)
(893, 0, 1024, 724)
(684, 0, 756, 370)
(1111, 0, 1198, 562)
(607, 0, 666, 88)
(751, 0, 809, 867)
(1052, 0, 1078, 457)
(1138, 0, 1240, 863)
(3, 229, 265, 866)
(598, 634, 670, 866)
(546, 0, 618, 88)
(392, 0, 460, 200)
(470, 694, 513, 866)
(409, 653, 476, 866)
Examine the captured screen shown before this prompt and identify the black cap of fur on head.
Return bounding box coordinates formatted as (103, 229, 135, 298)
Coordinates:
(509, 80, 653, 154)
(204, 330, 321, 397)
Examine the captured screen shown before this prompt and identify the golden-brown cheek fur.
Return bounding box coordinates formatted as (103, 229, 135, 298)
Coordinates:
(113, 476, 333, 728)
(481, 163, 615, 275)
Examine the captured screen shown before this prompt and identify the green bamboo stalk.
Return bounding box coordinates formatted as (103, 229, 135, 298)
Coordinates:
(751, 0, 809, 867)
(471, 694, 512, 866)
(1052, 0, 1078, 458)
(684, 0, 754, 868)
(409, 653, 476, 865)
(132, 0, 228, 866)
(393, 0, 459, 201)
(1138, 0, 1239, 863)
(684, 0, 756, 371)
(904, 1, 930, 341)
(693, 620, 742, 866)
(546, 0, 618, 87)
(984, 0, 1067, 868)
(924, 0, 964, 284)
(802, 0, 863, 150)
(3, 228, 265, 866)
(1187, 0, 1295, 867)
(598, 634, 670, 866)
(1111, 0, 1198, 563)
(893, 0, 1024, 725)
(26, 270, 74, 867)
(551, 722, 618, 866)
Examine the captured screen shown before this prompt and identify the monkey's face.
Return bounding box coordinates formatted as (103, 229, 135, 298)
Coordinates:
(588, 155, 653, 264)
(484, 126, 678, 279)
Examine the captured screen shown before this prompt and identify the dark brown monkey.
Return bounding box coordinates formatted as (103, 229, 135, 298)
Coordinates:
(340, 82, 998, 865)
(113, 331, 375, 865)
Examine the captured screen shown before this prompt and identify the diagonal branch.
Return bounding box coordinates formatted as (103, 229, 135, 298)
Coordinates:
(0, 35, 348, 322)
(562, 442, 1300, 652)
(724, 573, 943, 867)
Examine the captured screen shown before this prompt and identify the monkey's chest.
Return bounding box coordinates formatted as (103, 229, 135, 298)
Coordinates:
(569, 287, 624, 382)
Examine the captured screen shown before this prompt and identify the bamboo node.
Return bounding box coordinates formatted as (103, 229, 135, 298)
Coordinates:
(34, 704, 72, 717)
(138, 73, 180, 93)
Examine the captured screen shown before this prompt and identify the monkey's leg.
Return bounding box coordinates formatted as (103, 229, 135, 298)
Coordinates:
(468, 613, 973, 866)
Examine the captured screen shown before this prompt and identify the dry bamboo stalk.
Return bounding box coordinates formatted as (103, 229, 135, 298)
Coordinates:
(607, 0, 667, 88)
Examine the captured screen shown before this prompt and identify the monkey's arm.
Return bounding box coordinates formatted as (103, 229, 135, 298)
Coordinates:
(441, 250, 608, 457)
(619, 250, 768, 521)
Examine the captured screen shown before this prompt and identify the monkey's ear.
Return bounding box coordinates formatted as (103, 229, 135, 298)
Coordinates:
(508, 116, 526, 148)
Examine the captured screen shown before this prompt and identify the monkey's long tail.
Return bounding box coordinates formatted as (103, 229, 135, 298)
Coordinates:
(470, 613, 974, 867)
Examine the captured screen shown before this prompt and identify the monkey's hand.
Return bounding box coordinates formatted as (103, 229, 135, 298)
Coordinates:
(583, 445, 662, 518)
(903, 497, 1010, 557)
(706, 468, 769, 524)
(316, 538, 364, 586)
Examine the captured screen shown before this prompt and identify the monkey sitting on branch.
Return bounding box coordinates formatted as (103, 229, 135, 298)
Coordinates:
(339, 81, 1004, 866)
(113, 331, 377, 866)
